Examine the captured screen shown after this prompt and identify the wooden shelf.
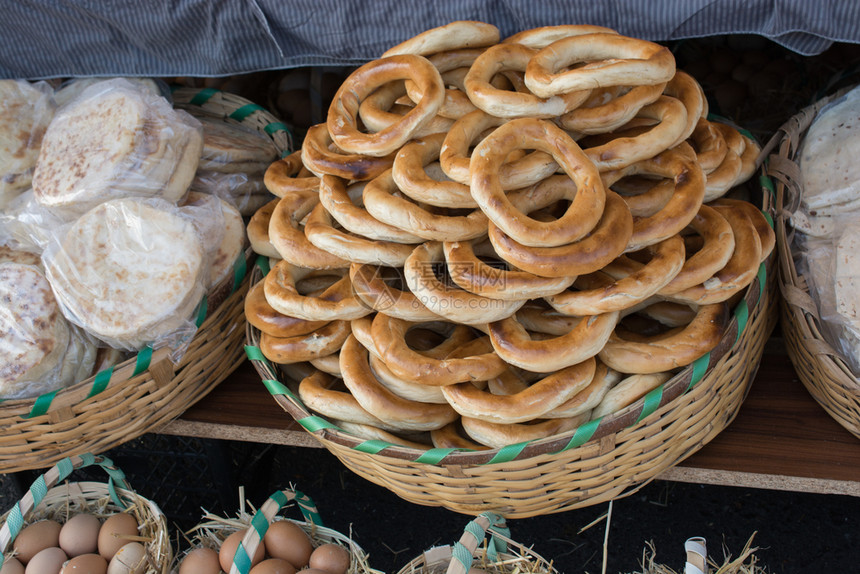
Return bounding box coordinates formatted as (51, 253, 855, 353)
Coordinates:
(158, 340, 860, 497)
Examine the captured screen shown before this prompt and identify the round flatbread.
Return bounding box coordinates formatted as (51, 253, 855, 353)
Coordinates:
(191, 112, 279, 172)
(44, 197, 207, 350)
(53, 77, 165, 109)
(181, 191, 247, 288)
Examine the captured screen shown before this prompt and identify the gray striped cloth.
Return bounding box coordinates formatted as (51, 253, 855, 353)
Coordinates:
(1, 0, 856, 79)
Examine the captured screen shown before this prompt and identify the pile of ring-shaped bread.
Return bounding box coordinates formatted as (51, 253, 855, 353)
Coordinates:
(244, 21, 775, 450)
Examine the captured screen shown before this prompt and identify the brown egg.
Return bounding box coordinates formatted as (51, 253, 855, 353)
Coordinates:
(106, 542, 147, 574)
(13, 519, 62, 563)
(60, 513, 102, 557)
(97, 514, 138, 561)
(23, 547, 66, 574)
(308, 543, 350, 574)
(262, 521, 312, 569)
(178, 547, 221, 574)
(219, 530, 264, 573)
(60, 553, 108, 573)
(0, 557, 25, 574)
(249, 558, 297, 574)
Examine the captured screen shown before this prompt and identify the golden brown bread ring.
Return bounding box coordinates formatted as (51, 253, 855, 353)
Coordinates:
(297, 369, 404, 431)
(470, 118, 605, 248)
(318, 175, 424, 243)
(689, 118, 729, 174)
(264, 151, 321, 197)
(662, 70, 707, 147)
(246, 197, 282, 259)
(460, 413, 591, 449)
(545, 234, 686, 315)
(349, 263, 442, 322)
(301, 123, 396, 181)
(581, 95, 689, 172)
(524, 33, 676, 98)
(403, 49, 484, 119)
(368, 353, 446, 404)
(602, 142, 705, 252)
(392, 132, 476, 208)
(304, 202, 417, 267)
(501, 24, 618, 49)
(736, 133, 761, 186)
(710, 198, 774, 261)
(351, 315, 474, 362)
(371, 313, 507, 385)
(381, 20, 500, 57)
(264, 259, 371, 321)
(439, 109, 558, 189)
(665, 202, 763, 305)
(701, 122, 748, 201)
(328, 54, 446, 157)
(363, 169, 488, 241)
(267, 190, 350, 269)
(356, 79, 454, 138)
(245, 278, 328, 338)
(464, 42, 592, 118)
(339, 334, 459, 431)
(488, 189, 633, 278)
(260, 319, 351, 364)
(592, 371, 673, 418)
(440, 356, 597, 424)
(543, 360, 622, 418)
(557, 82, 666, 135)
(488, 309, 620, 373)
(431, 421, 491, 450)
(310, 351, 341, 377)
(334, 420, 433, 449)
(404, 242, 527, 325)
(514, 301, 583, 336)
(658, 205, 735, 295)
(443, 238, 576, 301)
(598, 301, 729, 373)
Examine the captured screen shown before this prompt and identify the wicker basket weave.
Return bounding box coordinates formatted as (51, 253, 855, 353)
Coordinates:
(245, 175, 778, 518)
(765, 86, 860, 439)
(0, 453, 172, 573)
(0, 87, 290, 473)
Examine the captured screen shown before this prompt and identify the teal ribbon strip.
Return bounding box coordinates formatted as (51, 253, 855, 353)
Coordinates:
(232, 253, 249, 293)
(415, 448, 460, 464)
(734, 299, 750, 345)
(245, 345, 267, 362)
(757, 263, 767, 305)
(760, 173, 776, 198)
(27, 390, 57, 418)
(195, 296, 209, 328)
(295, 414, 338, 433)
(687, 353, 711, 391)
(561, 418, 602, 450)
(229, 103, 264, 122)
(133, 347, 153, 376)
(487, 442, 528, 464)
(636, 385, 664, 424)
(451, 542, 474, 572)
(293, 490, 323, 526)
(256, 256, 271, 276)
(232, 544, 253, 574)
(264, 121, 290, 136)
(353, 439, 393, 454)
(87, 367, 114, 399)
(188, 87, 218, 106)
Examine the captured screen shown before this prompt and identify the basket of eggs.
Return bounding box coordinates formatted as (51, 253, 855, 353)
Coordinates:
(172, 487, 378, 574)
(0, 453, 172, 573)
(0, 77, 291, 473)
(244, 20, 778, 518)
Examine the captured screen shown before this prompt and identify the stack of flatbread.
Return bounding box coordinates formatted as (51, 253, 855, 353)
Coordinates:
(53, 76, 165, 109)
(0, 249, 97, 400)
(31, 78, 203, 217)
(0, 80, 55, 210)
(188, 111, 279, 216)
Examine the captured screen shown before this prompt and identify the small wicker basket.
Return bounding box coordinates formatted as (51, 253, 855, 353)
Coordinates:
(246, 174, 778, 518)
(0, 86, 290, 473)
(171, 487, 379, 574)
(0, 453, 172, 573)
(395, 511, 557, 574)
(765, 85, 860, 439)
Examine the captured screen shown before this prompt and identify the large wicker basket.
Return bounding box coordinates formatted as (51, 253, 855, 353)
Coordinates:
(245, 176, 778, 519)
(0, 87, 290, 473)
(765, 86, 860, 439)
(0, 453, 173, 573)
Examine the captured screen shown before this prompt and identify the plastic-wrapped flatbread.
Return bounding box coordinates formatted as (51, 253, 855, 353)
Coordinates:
(53, 77, 166, 109)
(191, 112, 279, 173)
(0, 189, 67, 253)
(32, 78, 203, 217)
(0, 80, 55, 210)
(180, 191, 246, 289)
(43, 197, 207, 352)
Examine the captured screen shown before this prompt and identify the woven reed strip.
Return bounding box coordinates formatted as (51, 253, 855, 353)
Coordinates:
(769, 87, 860, 439)
(0, 278, 250, 473)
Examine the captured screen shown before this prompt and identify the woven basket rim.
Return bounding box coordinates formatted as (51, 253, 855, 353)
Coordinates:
(246, 178, 777, 466)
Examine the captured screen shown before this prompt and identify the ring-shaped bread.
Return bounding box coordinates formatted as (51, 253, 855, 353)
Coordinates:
(689, 118, 728, 173)
(328, 54, 446, 157)
(260, 319, 351, 364)
(558, 82, 667, 135)
(301, 123, 397, 181)
(246, 197, 282, 259)
(245, 278, 329, 338)
(264, 150, 321, 196)
(470, 117, 606, 247)
(392, 132, 476, 208)
(523, 33, 676, 98)
(264, 259, 371, 321)
(267, 190, 350, 269)
(382, 20, 500, 57)
(297, 369, 404, 431)
(501, 24, 618, 49)
(460, 412, 591, 449)
(349, 263, 442, 322)
(356, 79, 454, 139)
(542, 360, 622, 418)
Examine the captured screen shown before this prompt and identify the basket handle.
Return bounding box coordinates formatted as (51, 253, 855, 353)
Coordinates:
(684, 537, 708, 574)
(446, 512, 511, 574)
(0, 453, 131, 569)
(228, 488, 322, 574)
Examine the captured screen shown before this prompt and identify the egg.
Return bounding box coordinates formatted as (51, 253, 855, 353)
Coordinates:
(248, 558, 296, 574)
(262, 521, 312, 569)
(219, 530, 264, 573)
(0, 557, 25, 574)
(23, 547, 66, 574)
(13, 519, 62, 563)
(308, 543, 350, 574)
(106, 542, 146, 574)
(60, 553, 108, 573)
(60, 513, 101, 557)
(97, 514, 138, 561)
(178, 547, 221, 574)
